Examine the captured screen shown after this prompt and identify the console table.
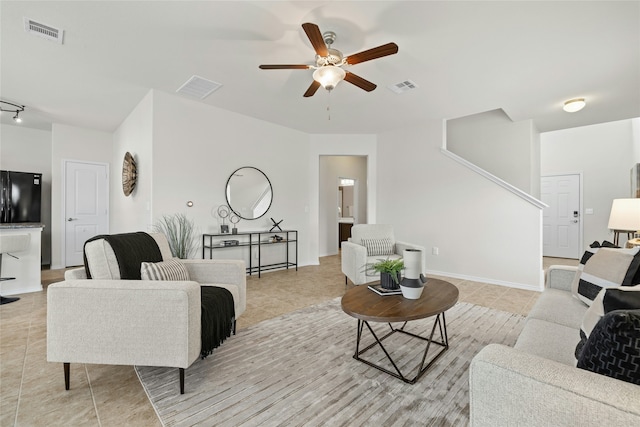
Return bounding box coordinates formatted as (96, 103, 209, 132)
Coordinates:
(202, 230, 298, 278)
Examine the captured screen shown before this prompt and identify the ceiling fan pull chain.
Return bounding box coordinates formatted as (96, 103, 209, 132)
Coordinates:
(327, 91, 331, 121)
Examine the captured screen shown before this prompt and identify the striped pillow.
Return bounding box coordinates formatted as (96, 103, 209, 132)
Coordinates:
(361, 238, 394, 256)
(574, 247, 640, 306)
(141, 259, 190, 281)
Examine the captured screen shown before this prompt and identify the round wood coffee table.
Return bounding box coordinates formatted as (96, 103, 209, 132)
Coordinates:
(341, 278, 459, 384)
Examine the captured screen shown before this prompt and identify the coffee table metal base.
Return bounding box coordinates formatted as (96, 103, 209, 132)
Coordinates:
(353, 313, 449, 384)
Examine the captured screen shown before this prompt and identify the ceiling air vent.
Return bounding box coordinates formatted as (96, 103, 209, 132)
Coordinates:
(388, 79, 419, 94)
(176, 75, 222, 99)
(24, 18, 64, 44)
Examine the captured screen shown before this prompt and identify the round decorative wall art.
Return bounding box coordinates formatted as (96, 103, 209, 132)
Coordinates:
(122, 151, 137, 196)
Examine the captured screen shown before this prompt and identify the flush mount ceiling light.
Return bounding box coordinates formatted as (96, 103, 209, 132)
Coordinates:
(563, 98, 586, 113)
(0, 100, 25, 123)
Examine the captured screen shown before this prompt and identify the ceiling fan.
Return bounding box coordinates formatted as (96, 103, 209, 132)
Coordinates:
(259, 22, 399, 97)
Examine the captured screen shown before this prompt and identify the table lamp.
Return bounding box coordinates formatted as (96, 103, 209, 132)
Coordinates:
(607, 198, 640, 246)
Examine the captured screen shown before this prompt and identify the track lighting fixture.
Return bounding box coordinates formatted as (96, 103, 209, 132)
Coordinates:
(0, 100, 25, 124)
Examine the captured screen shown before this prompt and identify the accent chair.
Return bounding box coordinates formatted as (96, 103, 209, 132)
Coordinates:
(47, 232, 246, 394)
(341, 224, 426, 285)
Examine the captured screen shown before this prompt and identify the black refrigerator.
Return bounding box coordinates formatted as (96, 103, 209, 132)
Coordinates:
(0, 170, 42, 223)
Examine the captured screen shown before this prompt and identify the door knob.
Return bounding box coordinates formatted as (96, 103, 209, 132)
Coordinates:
(67, 218, 78, 221)
(572, 220, 578, 223)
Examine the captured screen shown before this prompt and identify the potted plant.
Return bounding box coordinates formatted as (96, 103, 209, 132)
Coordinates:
(153, 213, 197, 259)
(365, 258, 404, 290)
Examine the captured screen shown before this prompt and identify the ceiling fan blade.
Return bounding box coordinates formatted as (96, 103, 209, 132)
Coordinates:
(302, 23, 329, 57)
(259, 64, 311, 70)
(346, 42, 399, 65)
(303, 80, 321, 97)
(344, 72, 377, 92)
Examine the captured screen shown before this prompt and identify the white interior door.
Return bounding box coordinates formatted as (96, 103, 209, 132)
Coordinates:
(541, 174, 581, 259)
(64, 161, 109, 267)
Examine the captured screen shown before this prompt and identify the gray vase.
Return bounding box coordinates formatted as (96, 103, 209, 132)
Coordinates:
(380, 272, 401, 290)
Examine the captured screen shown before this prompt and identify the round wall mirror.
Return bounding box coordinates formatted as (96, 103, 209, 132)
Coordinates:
(225, 167, 273, 220)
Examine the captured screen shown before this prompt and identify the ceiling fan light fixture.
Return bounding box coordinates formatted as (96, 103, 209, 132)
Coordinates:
(313, 65, 346, 91)
(563, 98, 586, 113)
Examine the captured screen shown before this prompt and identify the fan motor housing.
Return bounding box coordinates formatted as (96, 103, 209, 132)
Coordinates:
(316, 48, 343, 67)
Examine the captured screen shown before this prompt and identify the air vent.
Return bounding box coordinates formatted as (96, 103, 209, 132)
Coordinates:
(176, 75, 222, 99)
(388, 79, 419, 94)
(24, 18, 64, 44)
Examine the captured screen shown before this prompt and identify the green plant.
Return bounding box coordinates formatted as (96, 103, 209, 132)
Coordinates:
(153, 213, 197, 259)
(364, 258, 405, 284)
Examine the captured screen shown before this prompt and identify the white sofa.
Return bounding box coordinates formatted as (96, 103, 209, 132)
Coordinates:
(47, 232, 246, 394)
(469, 265, 640, 425)
(341, 224, 426, 285)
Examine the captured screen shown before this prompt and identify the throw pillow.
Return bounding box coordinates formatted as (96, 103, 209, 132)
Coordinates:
(574, 247, 640, 306)
(140, 259, 190, 281)
(576, 309, 640, 386)
(576, 285, 640, 359)
(571, 241, 623, 300)
(361, 238, 394, 256)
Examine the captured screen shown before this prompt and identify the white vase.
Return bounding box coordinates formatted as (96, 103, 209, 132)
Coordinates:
(400, 284, 424, 299)
(400, 249, 426, 299)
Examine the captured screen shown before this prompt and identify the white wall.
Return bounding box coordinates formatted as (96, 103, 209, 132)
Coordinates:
(111, 90, 312, 266)
(309, 135, 377, 262)
(0, 124, 52, 265)
(112, 91, 154, 233)
(318, 155, 367, 256)
(632, 118, 640, 163)
(541, 119, 636, 248)
(447, 109, 540, 196)
(51, 123, 112, 268)
(378, 121, 544, 290)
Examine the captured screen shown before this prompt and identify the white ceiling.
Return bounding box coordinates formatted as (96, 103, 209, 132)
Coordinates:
(1, 1, 639, 134)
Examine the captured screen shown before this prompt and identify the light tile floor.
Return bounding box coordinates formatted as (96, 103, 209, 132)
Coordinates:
(0, 255, 577, 426)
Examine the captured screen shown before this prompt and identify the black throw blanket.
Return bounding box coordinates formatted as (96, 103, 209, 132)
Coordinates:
(84, 232, 163, 279)
(200, 286, 235, 359)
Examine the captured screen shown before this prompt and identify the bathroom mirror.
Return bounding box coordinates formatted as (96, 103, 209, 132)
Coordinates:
(225, 167, 273, 220)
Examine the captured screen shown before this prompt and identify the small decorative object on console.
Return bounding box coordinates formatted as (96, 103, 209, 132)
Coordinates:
(269, 218, 283, 232)
(221, 240, 239, 247)
(230, 214, 240, 235)
(217, 205, 230, 234)
(271, 235, 284, 243)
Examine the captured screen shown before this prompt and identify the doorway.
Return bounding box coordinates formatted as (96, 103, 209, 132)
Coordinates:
(63, 160, 109, 266)
(541, 174, 581, 259)
(338, 177, 357, 248)
(318, 155, 367, 257)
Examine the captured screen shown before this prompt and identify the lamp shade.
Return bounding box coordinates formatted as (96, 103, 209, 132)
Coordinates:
(608, 198, 640, 231)
(312, 65, 346, 91)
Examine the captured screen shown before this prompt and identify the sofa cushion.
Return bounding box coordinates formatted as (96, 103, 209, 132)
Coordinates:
(527, 288, 587, 330)
(577, 309, 640, 385)
(514, 319, 580, 366)
(572, 247, 640, 306)
(361, 237, 394, 256)
(141, 259, 190, 281)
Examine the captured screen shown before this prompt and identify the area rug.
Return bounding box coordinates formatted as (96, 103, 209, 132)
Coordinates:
(136, 299, 525, 427)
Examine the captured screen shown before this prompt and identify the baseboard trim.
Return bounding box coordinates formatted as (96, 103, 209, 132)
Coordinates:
(0, 282, 43, 296)
(426, 269, 543, 292)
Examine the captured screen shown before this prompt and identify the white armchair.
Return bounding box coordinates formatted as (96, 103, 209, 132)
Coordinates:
(341, 224, 426, 285)
(47, 232, 246, 394)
